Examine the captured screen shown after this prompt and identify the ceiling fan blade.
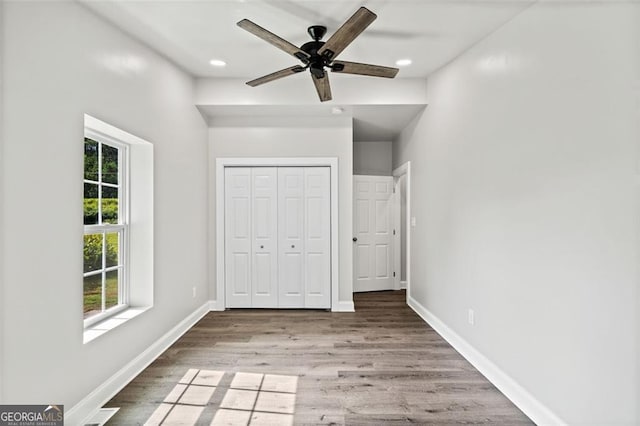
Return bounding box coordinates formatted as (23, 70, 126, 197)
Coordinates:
(237, 19, 310, 62)
(311, 73, 332, 102)
(246, 66, 306, 87)
(317, 7, 376, 61)
(332, 60, 399, 78)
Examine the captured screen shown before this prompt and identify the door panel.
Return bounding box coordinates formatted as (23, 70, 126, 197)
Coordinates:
(232, 253, 250, 294)
(375, 199, 390, 234)
(353, 175, 394, 292)
(225, 168, 252, 307)
(306, 253, 324, 295)
(356, 245, 369, 279)
(356, 199, 369, 233)
(251, 168, 278, 307)
(375, 244, 390, 277)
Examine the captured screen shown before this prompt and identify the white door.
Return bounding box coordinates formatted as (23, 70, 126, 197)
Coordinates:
(250, 167, 278, 307)
(278, 167, 304, 308)
(225, 166, 330, 309)
(304, 167, 331, 308)
(353, 175, 394, 292)
(224, 168, 252, 307)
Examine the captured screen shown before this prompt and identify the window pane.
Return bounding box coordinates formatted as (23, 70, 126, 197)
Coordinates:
(84, 183, 99, 225)
(102, 186, 119, 224)
(106, 232, 120, 268)
(102, 144, 119, 184)
(105, 269, 120, 310)
(83, 234, 103, 273)
(83, 274, 103, 319)
(84, 138, 99, 181)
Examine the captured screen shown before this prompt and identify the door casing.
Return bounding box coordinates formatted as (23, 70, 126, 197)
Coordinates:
(392, 161, 411, 303)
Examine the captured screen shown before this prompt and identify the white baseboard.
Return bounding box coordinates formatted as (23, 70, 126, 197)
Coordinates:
(400, 280, 407, 289)
(209, 299, 225, 311)
(407, 296, 566, 426)
(334, 300, 355, 312)
(211, 299, 351, 312)
(66, 301, 211, 425)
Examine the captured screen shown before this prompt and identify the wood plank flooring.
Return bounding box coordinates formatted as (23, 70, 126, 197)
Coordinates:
(105, 291, 532, 425)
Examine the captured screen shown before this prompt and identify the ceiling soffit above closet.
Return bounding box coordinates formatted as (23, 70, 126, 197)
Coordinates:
(198, 104, 426, 142)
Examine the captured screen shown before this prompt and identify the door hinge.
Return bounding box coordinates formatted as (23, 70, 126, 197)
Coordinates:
(393, 272, 396, 277)
(393, 229, 396, 235)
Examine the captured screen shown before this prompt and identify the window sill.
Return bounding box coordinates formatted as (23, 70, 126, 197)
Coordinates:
(83, 306, 151, 344)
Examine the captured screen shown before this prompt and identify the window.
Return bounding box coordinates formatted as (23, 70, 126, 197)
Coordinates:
(82, 114, 153, 342)
(83, 135, 128, 326)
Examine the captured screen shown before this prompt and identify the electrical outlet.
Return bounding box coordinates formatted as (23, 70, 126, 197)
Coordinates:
(468, 309, 475, 326)
(192, 287, 197, 298)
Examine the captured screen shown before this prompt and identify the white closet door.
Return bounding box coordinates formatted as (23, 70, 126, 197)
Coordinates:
(353, 175, 394, 292)
(278, 168, 304, 307)
(304, 167, 331, 308)
(224, 167, 252, 307)
(251, 167, 278, 307)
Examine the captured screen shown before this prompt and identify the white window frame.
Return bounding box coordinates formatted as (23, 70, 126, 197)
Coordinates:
(83, 129, 130, 328)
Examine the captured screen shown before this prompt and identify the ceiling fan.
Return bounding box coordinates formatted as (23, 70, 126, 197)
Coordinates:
(237, 6, 399, 102)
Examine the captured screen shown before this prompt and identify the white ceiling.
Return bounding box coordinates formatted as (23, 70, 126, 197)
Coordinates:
(82, 0, 533, 140)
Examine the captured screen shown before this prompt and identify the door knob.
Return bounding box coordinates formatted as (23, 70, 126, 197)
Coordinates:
(260, 245, 264, 249)
(352, 237, 357, 242)
(291, 245, 295, 248)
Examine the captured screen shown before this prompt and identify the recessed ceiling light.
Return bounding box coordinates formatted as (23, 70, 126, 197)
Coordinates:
(331, 107, 344, 115)
(395, 59, 412, 67)
(209, 59, 227, 67)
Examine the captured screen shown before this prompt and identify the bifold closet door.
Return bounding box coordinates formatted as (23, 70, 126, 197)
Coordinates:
(225, 166, 330, 309)
(277, 167, 330, 308)
(225, 167, 278, 308)
(224, 167, 251, 307)
(278, 168, 305, 307)
(251, 168, 278, 307)
(303, 167, 331, 308)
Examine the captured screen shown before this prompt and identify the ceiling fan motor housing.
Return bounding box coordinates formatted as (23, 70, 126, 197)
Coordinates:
(307, 25, 327, 41)
(300, 38, 330, 78)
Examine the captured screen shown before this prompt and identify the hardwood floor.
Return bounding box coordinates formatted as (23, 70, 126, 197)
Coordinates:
(105, 291, 532, 425)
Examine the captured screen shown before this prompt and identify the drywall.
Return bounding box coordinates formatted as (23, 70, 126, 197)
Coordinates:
(399, 174, 407, 282)
(353, 141, 392, 176)
(208, 119, 353, 305)
(394, 2, 639, 424)
(0, 0, 5, 404)
(1, 0, 208, 417)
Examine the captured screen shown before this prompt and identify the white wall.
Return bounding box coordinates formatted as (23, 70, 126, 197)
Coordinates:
(399, 174, 407, 282)
(0, 0, 5, 404)
(394, 2, 640, 424)
(209, 118, 353, 304)
(353, 141, 392, 176)
(1, 0, 208, 415)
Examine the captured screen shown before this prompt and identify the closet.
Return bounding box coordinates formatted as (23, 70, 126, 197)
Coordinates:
(224, 166, 331, 309)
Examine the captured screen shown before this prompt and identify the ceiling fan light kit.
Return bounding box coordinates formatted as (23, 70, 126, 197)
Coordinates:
(237, 6, 399, 102)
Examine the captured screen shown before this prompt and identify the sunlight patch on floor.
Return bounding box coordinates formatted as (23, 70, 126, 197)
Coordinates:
(144, 369, 297, 425)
